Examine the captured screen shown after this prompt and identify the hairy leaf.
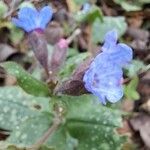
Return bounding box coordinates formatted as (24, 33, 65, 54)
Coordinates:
(0, 1, 8, 18)
(92, 17, 127, 43)
(6, 95, 126, 150)
(1, 62, 50, 97)
(75, 5, 103, 23)
(0, 86, 50, 131)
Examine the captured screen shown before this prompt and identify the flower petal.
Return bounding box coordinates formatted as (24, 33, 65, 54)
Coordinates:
(38, 6, 53, 29)
(12, 18, 32, 32)
(106, 86, 123, 103)
(82, 3, 91, 13)
(12, 6, 53, 32)
(116, 43, 133, 64)
(12, 7, 38, 32)
(18, 7, 37, 20)
(102, 29, 118, 52)
(104, 43, 133, 67)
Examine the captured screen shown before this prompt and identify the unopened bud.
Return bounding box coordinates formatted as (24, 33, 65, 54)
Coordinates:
(49, 38, 68, 81)
(28, 31, 48, 74)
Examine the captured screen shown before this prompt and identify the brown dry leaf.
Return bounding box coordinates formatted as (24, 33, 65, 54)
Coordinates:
(130, 113, 150, 149)
(117, 120, 133, 137)
(141, 99, 150, 114)
(126, 12, 144, 28)
(121, 100, 134, 112)
(138, 71, 150, 102)
(126, 27, 149, 41)
(0, 44, 17, 62)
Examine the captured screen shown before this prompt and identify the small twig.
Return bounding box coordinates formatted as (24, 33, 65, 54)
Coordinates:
(87, 23, 93, 55)
(0, 74, 6, 78)
(27, 112, 62, 150)
(66, 28, 81, 44)
(101, 0, 111, 16)
(65, 0, 76, 13)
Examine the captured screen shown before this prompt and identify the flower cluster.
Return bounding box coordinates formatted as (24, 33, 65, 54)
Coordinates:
(83, 30, 133, 104)
(12, 6, 53, 32)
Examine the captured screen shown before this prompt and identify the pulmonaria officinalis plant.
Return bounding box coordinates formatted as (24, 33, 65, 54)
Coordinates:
(83, 30, 133, 104)
(0, 4, 133, 150)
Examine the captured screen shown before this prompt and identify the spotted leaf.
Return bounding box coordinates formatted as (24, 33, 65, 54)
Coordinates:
(1, 62, 50, 97)
(6, 95, 126, 150)
(0, 86, 50, 131)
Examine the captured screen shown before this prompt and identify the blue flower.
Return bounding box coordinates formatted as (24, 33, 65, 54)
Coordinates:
(83, 30, 133, 104)
(102, 30, 133, 67)
(82, 3, 91, 13)
(12, 6, 53, 32)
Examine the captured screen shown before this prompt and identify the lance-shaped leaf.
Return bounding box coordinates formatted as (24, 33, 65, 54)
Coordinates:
(28, 31, 48, 73)
(1, 62, 50, 97)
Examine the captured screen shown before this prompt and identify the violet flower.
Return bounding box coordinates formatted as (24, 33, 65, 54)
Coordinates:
(82, 3, 91, 13)
(83, 30, 133, 104)
(12, 6, 53, 32)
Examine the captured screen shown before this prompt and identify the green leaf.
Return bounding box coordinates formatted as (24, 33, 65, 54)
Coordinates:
(7, 112, 53, 147)
(139, 0, 150, 4)
(114, 0, 149, 11)
(0, 86, 50, 131)
(73, 0, 88, 5)
(0, 1, 8, 18)
(6, 95, 126, 150)
(1, 62, 50, 97)
(0, 21, 24, 44)
(125, 60, 148, 78)
(75, 5, 103, 23)
(61, 95, 126, 150)
(0, 142, 25, 150)
(9, 26, 24, 45)
(7, 113, 77, 150)
(19, 1, 34, 9)
(114, 0, 141, 11)
(124, 76, 140, 100)
(92, 17, 127, 43)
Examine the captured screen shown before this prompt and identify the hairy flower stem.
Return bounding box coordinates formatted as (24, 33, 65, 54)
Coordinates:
(27, 113, 61, 150)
